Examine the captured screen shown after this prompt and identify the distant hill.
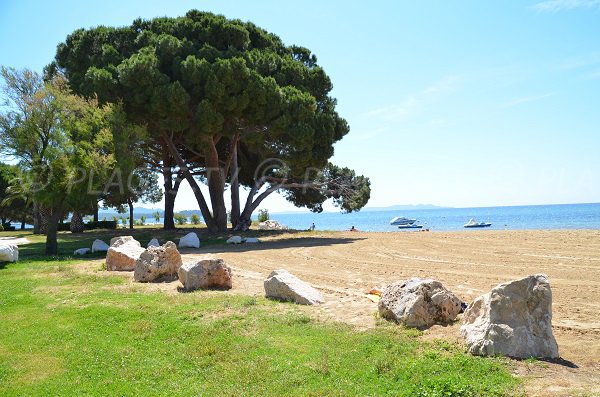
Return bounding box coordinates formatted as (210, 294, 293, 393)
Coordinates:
(362, 204, 448, 212)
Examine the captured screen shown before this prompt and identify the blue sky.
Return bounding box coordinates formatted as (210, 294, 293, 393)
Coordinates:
(1, 0, 599, 211)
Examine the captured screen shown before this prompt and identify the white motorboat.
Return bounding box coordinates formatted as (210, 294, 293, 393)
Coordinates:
(464, 218, 492, 228)
(390, 216, 417, 226)
(398, 224, 423, 229)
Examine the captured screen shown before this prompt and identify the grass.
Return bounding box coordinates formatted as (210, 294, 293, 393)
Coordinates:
(0, 233, 522, 396)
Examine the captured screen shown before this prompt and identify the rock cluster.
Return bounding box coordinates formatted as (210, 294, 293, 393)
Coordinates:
(178, 258, 232, 291)
(460, 274, 559, 358)
(106, 236, 145, 271)
(378, 278, 462, 328)
(264, 269, 324, 305)
(258, 220, 288, 230)
(134, 241, 182, 282)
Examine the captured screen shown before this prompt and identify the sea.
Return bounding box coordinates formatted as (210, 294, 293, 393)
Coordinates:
(265, 203, 600, 232)
(9, 203, 600, 232)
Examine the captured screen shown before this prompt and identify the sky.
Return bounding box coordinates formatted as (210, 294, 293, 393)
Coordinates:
(1, 0, 599, 212)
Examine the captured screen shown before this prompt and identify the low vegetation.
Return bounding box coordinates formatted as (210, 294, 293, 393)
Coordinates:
(0, 232, 521, 396)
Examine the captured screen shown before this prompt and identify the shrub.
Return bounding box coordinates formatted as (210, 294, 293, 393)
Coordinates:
(140, 215, 147, 226)
(191, 214, 201, 225)
(174, 213, 187, 225)
(258, 209, 269, 222)
(0, 224, 4, 232)
(153, 211, 161, 223)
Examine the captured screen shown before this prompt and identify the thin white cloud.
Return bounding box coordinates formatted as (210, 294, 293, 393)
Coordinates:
(500, 93, 556, 108)
(533, 0, 600, 12)
(366, 75, 461, 121)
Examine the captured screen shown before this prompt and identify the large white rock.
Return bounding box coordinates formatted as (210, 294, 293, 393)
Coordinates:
(106, 239, 145, 271)
(110, 236, 141, 248)
(178, 258, 232, 291)
(134, 241, 183, 282)
(74, 248, 91, 255)
(147, 238, 160, 248)
(178, 232, 200, 248)
(91, 239, 109, 253)
(226, 236, 243, 244)
(264, 269, 324, 305)
(378, 278, 462, 328)
(258, 220, 288, 230)
(460, 274, 559, 359)
(0, 244, 18, 262)
(244, 237, 260, 244)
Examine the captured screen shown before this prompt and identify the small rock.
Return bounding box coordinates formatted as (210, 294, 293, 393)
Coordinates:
(264, 269, 324, 305)
(91, 239, 109, 253)
(134, 241, 182, 282)
(226, 236, 243, 244)
(378, 278, 462, 328)
(460, 274, 559, 358)
(179, 232, 200, 248)
(106, 239, 145, 271)
(74, 248, 91, 255)
(178, 259, 232, 291)
(147, 238, 160, 248)
(109, 236, 141, 247)
(244, 237, 260, 243)
(0, 244, 19, 262)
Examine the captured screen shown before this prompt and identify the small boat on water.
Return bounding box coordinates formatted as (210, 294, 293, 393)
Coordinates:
(464, 218, 492, 228)
(390, 216, 417, 226)
(398, 224, 423, 229)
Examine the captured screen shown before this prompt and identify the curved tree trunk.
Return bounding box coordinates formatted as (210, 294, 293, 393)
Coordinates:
(161, 147, 181, 230)
(39, 205, 51, 235)
(70, 212, 85, 233)
(45, 205, 64, 255)
(230, 142, 240, 230)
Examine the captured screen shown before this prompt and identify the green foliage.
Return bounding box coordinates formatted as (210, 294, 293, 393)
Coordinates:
(257, 208, 269, 222)
(174, 213, 187, 225)
(190, 213, 201, 225)
(0, 224, 3, 232)
(140, 215, 147, 226)
(153, 211, 161, 223)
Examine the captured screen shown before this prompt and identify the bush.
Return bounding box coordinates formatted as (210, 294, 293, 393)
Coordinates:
(140, 215, 147, 226)
(258, 209, 269, 222)
(0, 224, 4, 232)
(191, 214, 201, 225)
(174, 213, 187, 225)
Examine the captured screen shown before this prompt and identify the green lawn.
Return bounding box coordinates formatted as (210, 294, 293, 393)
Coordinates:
(0, 233, 521, 396)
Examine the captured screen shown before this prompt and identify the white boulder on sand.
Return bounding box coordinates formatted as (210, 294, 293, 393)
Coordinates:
(226, 236, 243, 244)
(110, 236, 141, 247)
(91, 239, 109, 253)
(244, 237, 260, 243)
(460, 274, 559, 359)
(179, 232, 200, 248)
(74, 248, 91, 255)
(106, 236, 145, 271)
(378, 278, 462, 329)
(0, 244, 19, 262)
(147, 238, 160, 248)
(178, 258, 232, 291)
(134, 241, 183, 282)
(264, 269, 324, 305)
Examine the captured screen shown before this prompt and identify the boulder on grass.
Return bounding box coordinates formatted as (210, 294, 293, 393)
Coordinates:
(178, 259, 232, 291)
(460, 274, 559, 358)
(0, 244, 19, 262)
(378, 278, 462, 329)
(134, 241, 183, 282)
(226, 236, 243, 244)
(91, 239, 109, 253)
(106, 239, 145, 271)
(147, 238, 160, 248)
(74, 248, 91, 255)
(109, 236, 141, 248)
(179, 232, 200, 248)
(264, 269, 324, 305)
(244, 237, 260, 244)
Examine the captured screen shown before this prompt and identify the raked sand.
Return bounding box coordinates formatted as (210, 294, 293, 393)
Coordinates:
(182, 229, 600, 396)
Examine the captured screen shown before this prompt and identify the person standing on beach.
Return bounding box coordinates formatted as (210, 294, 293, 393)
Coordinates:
(310, 223, 315, 231)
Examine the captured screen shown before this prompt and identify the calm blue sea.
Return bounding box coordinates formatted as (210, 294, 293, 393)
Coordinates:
(265, 203, 600, 232)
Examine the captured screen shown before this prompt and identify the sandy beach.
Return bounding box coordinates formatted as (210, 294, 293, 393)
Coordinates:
(179, 229, 600, 396)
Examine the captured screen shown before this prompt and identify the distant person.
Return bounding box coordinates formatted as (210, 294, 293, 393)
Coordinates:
(350, 225, 358, 232)
(310, 222, 315, 231)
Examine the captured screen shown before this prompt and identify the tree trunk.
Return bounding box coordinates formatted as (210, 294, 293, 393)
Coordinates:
(20, 220, 25, 230)
(33, 202, 41, 234)
(206, 140, 227, 232)
(70, 212, 85, 233)
(230, 142, 240, 230)
(39, 205, 51, 235)
(128, 198, 134, 229)
(161, 148, 180, 230)
(93, 204, 99, 222)
(45, 206, 64, 255)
